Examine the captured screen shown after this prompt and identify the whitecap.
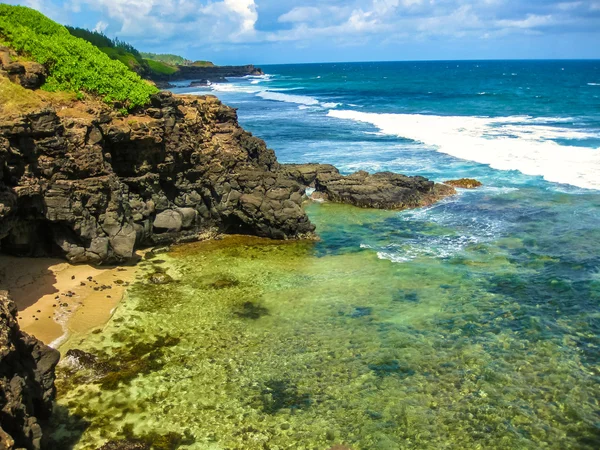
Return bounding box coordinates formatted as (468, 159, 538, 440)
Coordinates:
(328, 110, 600, 190)
(257, 91, 320, 106)
(588, 82, 600, 86)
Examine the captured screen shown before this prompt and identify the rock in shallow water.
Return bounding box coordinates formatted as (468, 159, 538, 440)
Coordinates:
(444, 178, 483, 189)
(284, 164, 457, 210)
(148, 272, 174, 285)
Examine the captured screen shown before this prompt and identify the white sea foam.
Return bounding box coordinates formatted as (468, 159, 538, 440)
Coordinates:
(588, 83, 600, 86)
(209, 83, 263, 94)
(327, 110, 600, 190)
(257, 91, 320, 105)
(322, 102, 341, 108)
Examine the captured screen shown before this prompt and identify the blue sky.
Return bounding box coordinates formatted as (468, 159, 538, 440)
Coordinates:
(6, 0, 600, 64)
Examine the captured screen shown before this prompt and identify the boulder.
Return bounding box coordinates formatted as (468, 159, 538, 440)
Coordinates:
(153, 210, 183, 232)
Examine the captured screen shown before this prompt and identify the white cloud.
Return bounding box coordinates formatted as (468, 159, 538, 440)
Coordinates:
(278, 7, 322, 23)
(496, 14, 554, 29)
(69, 0, 257, 42)
(94, 20, 108, 33)
(224, 0, 257, 34)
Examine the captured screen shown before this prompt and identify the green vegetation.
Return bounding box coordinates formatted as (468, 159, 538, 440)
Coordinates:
(191, 60, 215, 67)
(144, 58, 179, 76)
(66, 26, 151, 77)
(141, 52, 189, 66)
(65, 26, 112, 48)
(0, 5, 157, 109)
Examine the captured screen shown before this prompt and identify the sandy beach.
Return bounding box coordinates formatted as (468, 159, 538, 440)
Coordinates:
(0, 255, 140, 347)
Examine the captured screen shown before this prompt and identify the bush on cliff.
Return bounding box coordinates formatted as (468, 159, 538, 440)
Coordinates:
(67, 26, 151, 77)
(0, 5, 157, 109)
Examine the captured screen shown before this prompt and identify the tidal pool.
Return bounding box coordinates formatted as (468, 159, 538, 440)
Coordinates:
(51, 199, 599, 449)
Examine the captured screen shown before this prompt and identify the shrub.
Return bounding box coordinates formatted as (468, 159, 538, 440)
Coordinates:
(0, 5, 157, 109)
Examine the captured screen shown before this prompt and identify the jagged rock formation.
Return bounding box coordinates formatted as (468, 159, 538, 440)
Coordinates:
(0, 78, 315, 263)
(0, 291, 60, 450)
(284, 164, 456, 210)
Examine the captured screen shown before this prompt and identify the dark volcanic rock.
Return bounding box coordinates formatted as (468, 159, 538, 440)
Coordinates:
(0, 290, 60, 450)
(282, 163, 340, 187)
(285, 164, 456, 210)
(444, 178, 483, 189)
(0, 48, 47, 90)
(0, 89, 315, 264)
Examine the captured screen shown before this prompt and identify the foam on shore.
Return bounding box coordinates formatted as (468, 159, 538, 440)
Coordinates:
(328, 110, 600, 190)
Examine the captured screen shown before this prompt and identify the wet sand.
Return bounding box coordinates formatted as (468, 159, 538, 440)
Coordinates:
(0, 255, 140, 347)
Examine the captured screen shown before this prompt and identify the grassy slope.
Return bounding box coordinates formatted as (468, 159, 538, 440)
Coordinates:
(144, 59, 179, 76)
(141, 52, 188, 65)
(0, 76, 43, 115)
(0, 5, 157, 109)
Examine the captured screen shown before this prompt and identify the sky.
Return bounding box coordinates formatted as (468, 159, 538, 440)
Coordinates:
(5, 0, 600, 64)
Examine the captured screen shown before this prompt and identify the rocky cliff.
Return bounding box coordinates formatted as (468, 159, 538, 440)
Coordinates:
(0, 291, 60, 450)
(0, 63, 314, 263)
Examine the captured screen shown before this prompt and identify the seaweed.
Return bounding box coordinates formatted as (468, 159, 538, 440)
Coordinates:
(259, 380, 311, 414)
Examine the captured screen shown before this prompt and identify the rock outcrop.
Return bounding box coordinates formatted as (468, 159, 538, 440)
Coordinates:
(0, 46, 47, 90)
(0, 75, 315, 263)
(284, 164, 456, 210)
(444, 178, 483, 189)
(0, 290, 60, 450)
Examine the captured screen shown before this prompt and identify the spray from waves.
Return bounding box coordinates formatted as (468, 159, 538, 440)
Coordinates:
(328, 110, 600, 190)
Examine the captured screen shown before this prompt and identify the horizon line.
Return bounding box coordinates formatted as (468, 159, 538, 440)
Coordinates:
(254, 57, 600, 66)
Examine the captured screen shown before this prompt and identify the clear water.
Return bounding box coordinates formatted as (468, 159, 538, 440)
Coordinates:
(53, 61, 600, 449)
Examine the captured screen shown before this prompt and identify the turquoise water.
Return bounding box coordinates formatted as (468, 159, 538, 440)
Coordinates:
(52, 62, 600, 449)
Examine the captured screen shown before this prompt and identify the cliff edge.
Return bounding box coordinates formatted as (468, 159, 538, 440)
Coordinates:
(0, 48, 314, 264)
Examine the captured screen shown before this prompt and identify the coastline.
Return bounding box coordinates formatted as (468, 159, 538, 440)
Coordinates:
(0, 255, 141, 348)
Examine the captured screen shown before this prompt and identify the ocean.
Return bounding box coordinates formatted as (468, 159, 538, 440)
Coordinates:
(54, 61, 600, 449)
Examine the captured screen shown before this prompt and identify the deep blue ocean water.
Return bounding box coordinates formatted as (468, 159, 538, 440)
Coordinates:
(58, 62, 599, 449)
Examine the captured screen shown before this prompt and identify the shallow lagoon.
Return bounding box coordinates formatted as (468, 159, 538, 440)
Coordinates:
(52, 189, 599, 449)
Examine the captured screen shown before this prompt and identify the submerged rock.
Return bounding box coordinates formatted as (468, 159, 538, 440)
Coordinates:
(234, 301, 269, 319)
(0, 291, 60, 450)
(444, 178, 483, 189)
(148, 272, 174, 285)
(97, 442, 149, 450)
